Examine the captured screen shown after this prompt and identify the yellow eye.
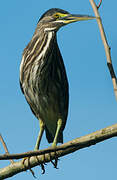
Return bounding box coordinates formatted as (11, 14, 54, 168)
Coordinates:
(54, 13, 60, 19)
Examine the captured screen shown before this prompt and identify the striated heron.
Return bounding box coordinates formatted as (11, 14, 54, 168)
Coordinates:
(20, 8, 94, 150)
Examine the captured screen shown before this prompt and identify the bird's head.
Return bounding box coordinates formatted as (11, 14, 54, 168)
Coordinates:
(38, 8, 95, 32)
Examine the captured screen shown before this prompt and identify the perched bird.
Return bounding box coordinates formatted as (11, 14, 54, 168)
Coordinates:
(20, 8, 94, 150)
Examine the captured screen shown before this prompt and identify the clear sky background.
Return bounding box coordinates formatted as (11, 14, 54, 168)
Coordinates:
(0, 0, 117, 179)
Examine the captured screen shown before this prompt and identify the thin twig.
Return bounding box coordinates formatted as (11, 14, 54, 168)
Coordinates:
(97, 0, 102, 9)
(89, 0, 117, 100)
(0, 134, 14, 164)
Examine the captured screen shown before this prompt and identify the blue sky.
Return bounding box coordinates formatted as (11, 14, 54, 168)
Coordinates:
(0, 0, 117, 179)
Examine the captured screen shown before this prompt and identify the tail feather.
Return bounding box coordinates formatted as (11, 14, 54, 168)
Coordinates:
(45, 125, 63, 144)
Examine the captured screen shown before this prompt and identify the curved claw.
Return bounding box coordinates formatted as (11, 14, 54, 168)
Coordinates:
(35, 155, 46, 174)
(54, 156, 59, 169)
(50, 159, 59, 169)
(40, 163, 46, 174)
(49, 151, 59, 169)
(22, 157, 36, 178)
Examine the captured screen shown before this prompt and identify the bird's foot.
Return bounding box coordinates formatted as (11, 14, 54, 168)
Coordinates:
(22, 154, 46, 176)
(22, 157, 36, 178)
(35, 154, 46, 174)
(49, 146, 59, 169)
(34, 147, 46, 174)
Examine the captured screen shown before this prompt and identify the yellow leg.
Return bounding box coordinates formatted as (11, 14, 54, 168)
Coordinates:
(34, 119, 45, 150)
(22, 119, 44, 169)
(52, 119, 62, 148)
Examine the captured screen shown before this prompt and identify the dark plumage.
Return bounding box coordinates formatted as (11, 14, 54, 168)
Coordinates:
(20, 8, 94, 149)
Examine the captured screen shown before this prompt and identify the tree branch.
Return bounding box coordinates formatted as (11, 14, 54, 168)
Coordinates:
(89, 0, 117, 100)
(0, 123, 117, 179)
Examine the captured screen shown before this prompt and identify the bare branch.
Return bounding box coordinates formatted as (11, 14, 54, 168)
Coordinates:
(0, 123, 117, 179)
(89, 0, 117, 100)
(0, 134, 14, 164)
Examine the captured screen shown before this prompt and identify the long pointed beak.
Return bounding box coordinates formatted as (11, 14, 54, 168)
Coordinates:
(60, 14, 95, 24)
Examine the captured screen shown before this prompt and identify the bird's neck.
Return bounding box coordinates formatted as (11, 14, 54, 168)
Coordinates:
(20, 30, 57, 79)
(35, 30, 56, 61)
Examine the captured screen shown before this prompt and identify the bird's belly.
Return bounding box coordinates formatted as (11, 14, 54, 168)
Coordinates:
(24, 83, 65, 137)
(23, 63, 68, 137)
(39, 94, 62, 136)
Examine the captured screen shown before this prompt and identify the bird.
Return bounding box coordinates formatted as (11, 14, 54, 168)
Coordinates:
(20, 8, 94, 150)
